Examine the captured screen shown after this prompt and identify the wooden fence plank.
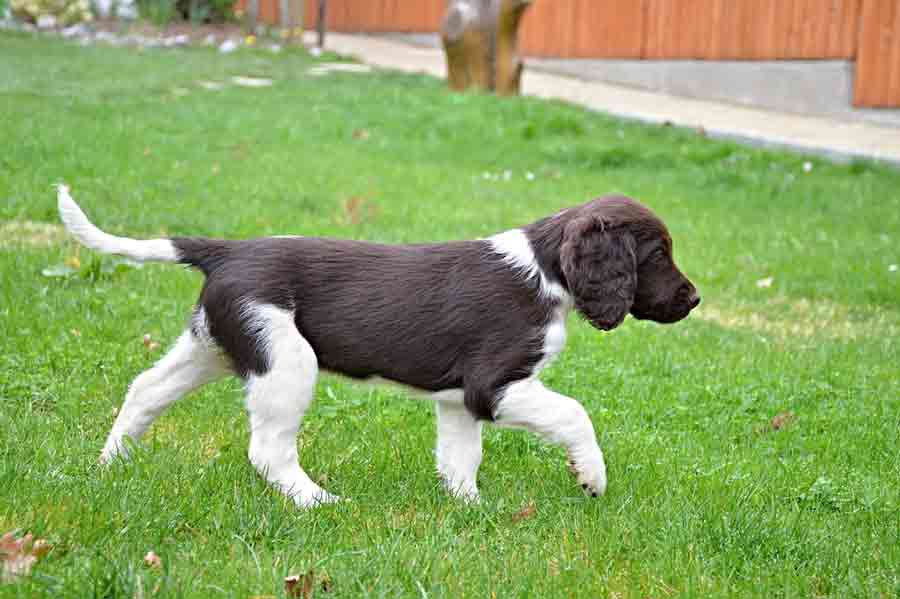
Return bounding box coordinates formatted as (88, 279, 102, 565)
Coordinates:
(854, 0, 900, 107)
(244, 0, 858, 61)
(643, 0, 859, 59)
(520, 0, 643, 58)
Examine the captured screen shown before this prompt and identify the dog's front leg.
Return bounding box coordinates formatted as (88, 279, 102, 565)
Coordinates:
(434, 397, 482, 502)
(493, 379, 607, 497)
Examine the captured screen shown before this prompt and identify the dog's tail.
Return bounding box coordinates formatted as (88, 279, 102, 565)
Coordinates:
(57, 184, 181, 263)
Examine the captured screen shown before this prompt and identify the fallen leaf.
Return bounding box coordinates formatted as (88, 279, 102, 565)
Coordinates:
(339, 197, 378, 225)
(1, 531, 51, 583)
(143, 550, 161, 569)
(70, 329, 81, 337)
(352, 129, 370, 141)
(284, 572, 315, 598)
(284, 570, 331, 598)
(142, 334, 161, 352)
(511, 502, 536, 523)
(771, 411, 795, 431)
(756, 276, 774, 289)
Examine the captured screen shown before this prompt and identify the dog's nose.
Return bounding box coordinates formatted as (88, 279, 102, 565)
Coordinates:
(688, 290, 701, 309)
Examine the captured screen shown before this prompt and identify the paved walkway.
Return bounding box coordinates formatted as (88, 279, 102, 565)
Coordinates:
(306, 32, 900, 166)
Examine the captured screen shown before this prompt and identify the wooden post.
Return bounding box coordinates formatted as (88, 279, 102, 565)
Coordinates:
(245, 0, 258, 34)
(288, 0, 304, 42)
(278, 0, 304, 43)
(317, 0, 327, 50)
(441, 0, 533, 95)
(279, 0, 291, 35)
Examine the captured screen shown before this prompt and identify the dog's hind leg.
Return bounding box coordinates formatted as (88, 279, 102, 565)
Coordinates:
(433, 395, 482, 502)
(242, 304, 339, 508)
(100, 328, 230, 463)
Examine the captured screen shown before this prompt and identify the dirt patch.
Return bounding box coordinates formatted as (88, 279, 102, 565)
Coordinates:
(0, 221, 68, 248)
(694, 297, 900, 341)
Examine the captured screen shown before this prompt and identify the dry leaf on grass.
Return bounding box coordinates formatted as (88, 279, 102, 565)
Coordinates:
(1, 531, 51, 583)
(284, 573, 314, 598)
(338, 197, 379, 226)
(285, 570, 331, 598)
(143, 550, 162, 569)
(770, 411, 795, 431)
(352, 129, 370, 141)
(142, 333, 161, 352)
(511, 502, 537, 523)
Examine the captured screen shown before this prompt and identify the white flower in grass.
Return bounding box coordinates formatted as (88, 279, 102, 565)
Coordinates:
(803, 161, 813, 173)
(889, 264, 898, 272)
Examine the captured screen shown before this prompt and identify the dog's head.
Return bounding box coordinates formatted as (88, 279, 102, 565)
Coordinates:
(559, 195, 699, 331)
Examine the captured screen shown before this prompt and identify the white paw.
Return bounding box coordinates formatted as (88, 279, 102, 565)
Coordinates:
(99, 436, 130, 465)
(438, 469, 480, 503)
(567, 448, 607, 497)
(292, 487, 343, 509)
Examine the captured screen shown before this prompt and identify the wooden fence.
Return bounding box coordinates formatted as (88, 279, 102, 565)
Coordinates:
(237, 0, 900, 107)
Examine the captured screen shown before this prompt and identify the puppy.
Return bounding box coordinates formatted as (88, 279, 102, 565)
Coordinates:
(57, 185, 699, 506)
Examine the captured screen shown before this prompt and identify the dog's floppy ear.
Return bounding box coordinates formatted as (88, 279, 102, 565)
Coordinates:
(560, 216, 637, 331)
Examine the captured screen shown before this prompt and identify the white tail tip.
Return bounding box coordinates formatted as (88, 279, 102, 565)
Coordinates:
(56, 183, 178, 263)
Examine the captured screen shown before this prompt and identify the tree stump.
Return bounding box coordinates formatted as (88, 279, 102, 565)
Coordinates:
(441, 0, 533, 95)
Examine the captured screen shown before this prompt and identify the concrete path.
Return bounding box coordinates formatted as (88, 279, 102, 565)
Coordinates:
(306, 32, 900, 166)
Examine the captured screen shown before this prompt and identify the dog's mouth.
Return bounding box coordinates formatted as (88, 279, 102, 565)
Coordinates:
(631, 301, 698, 324)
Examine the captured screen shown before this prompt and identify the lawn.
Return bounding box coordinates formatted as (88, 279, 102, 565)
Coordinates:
(1, 31, 899, 599)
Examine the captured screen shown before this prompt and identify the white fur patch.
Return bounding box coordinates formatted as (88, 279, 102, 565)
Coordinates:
(242, 303, 340, 507)
(488, 228, 568, 301)
(435, 397, 482, 502)
(535, 304, 569, 374)
(57, 184, 178, 262)
(488, 228, 572, 374)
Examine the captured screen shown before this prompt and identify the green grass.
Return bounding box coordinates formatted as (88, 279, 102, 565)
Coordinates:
(1, 31, 899, 598)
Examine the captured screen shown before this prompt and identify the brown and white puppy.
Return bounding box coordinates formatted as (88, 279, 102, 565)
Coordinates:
(57, 185, 699, 507)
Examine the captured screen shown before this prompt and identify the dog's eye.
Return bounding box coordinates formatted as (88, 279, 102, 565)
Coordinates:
(650, 248, 667, 262)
